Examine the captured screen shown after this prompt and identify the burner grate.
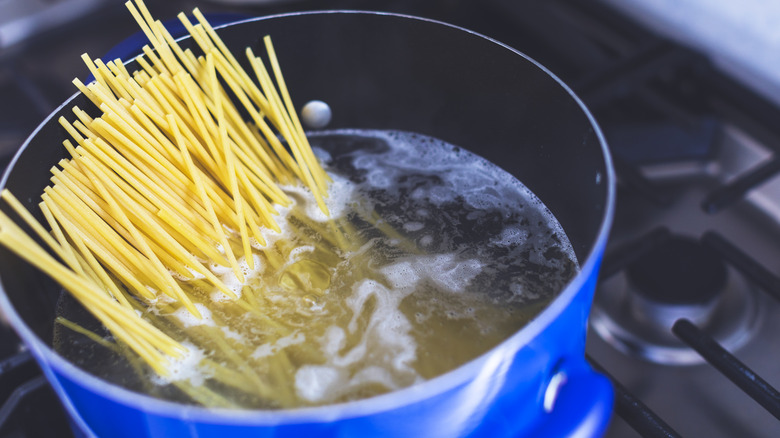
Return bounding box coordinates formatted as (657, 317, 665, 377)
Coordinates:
(0, 349, 73, 438)
(588, 356, 682, 438)
(672, 318, 780, 421)
(594, 225, 780, 436)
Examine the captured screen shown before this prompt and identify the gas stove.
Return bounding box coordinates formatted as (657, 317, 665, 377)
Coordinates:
(1, 0, 780, 437)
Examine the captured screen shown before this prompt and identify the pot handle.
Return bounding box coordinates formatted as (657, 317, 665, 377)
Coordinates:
(529, 363, 613, 437)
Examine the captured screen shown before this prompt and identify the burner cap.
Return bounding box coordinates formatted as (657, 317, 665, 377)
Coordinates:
(591, 233, 762, 365)
(627, 236, 727, 306)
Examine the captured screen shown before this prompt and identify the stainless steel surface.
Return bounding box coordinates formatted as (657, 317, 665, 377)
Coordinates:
(589, 121, 780, 437)
(0, 0, 108, 49)
(592, 264, 762, 365)
(601, 0, 780, 107)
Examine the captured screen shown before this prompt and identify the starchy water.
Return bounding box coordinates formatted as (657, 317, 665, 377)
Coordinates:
(53, 130, 578, 408)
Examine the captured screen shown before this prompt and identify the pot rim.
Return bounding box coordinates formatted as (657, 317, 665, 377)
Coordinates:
(0, 9, 615, 425)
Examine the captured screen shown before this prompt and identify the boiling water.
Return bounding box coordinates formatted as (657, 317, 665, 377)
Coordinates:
(53, 130, 578, 408)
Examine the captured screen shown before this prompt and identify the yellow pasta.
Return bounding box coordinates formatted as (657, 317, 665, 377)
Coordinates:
(0, 0, 347, 397)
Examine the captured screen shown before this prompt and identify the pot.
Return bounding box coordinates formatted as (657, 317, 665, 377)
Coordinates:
(0, 11, 615, 438)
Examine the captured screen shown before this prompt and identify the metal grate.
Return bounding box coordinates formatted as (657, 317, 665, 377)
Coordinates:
(594, 226, 780, 436)
(589, 354, 682, 438)
(512, 2, 780, 437)
(672, 318, 780, 420)
(0, 347, 73, 438)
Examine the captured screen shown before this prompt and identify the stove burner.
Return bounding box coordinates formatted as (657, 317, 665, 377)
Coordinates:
(591, 234, 764, 365)
(626, 236, 726, 328)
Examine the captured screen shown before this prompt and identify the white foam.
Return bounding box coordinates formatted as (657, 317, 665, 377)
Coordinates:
(155, 342, 209, 386)
(295, 365, 343, 402)
(379, 261, 422, 290)
(173, 303, 214, 327)
(510, 282, 540, 301)
(279, 173, 355, 223)
(169, 265, 206, 281)
(293, 276, 421, 403)
(429, 255, 483, 293)
(321, 325, 346, 357)
(145, 286, 163, 301)
(281, 184, 325, 222)
(380, 254, 482, 293)
(210, 254, 263, 302)
(221, 326, 245, 342)
(252, 331, 306, 359)
(350, 365, 401, 390)
(319, 173, 357, 221)
(288, 245, 316, 261)
(403, 221, 424, 232)
(216, 272, 243, 301)
(209, 290, 236, 303)
(239, 254, 262, 277)
(209, 262, 232, 276)
(346, 279, 417, 369)
(365, 167, 397, 189)
(254, 212, 290, 248)
(493, 227, 530, 247)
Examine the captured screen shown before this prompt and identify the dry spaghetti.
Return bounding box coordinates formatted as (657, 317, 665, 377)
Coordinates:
(0, 0, 336, 387)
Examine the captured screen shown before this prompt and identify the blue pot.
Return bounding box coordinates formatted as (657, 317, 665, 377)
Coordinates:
(0, 11, 615, 438)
